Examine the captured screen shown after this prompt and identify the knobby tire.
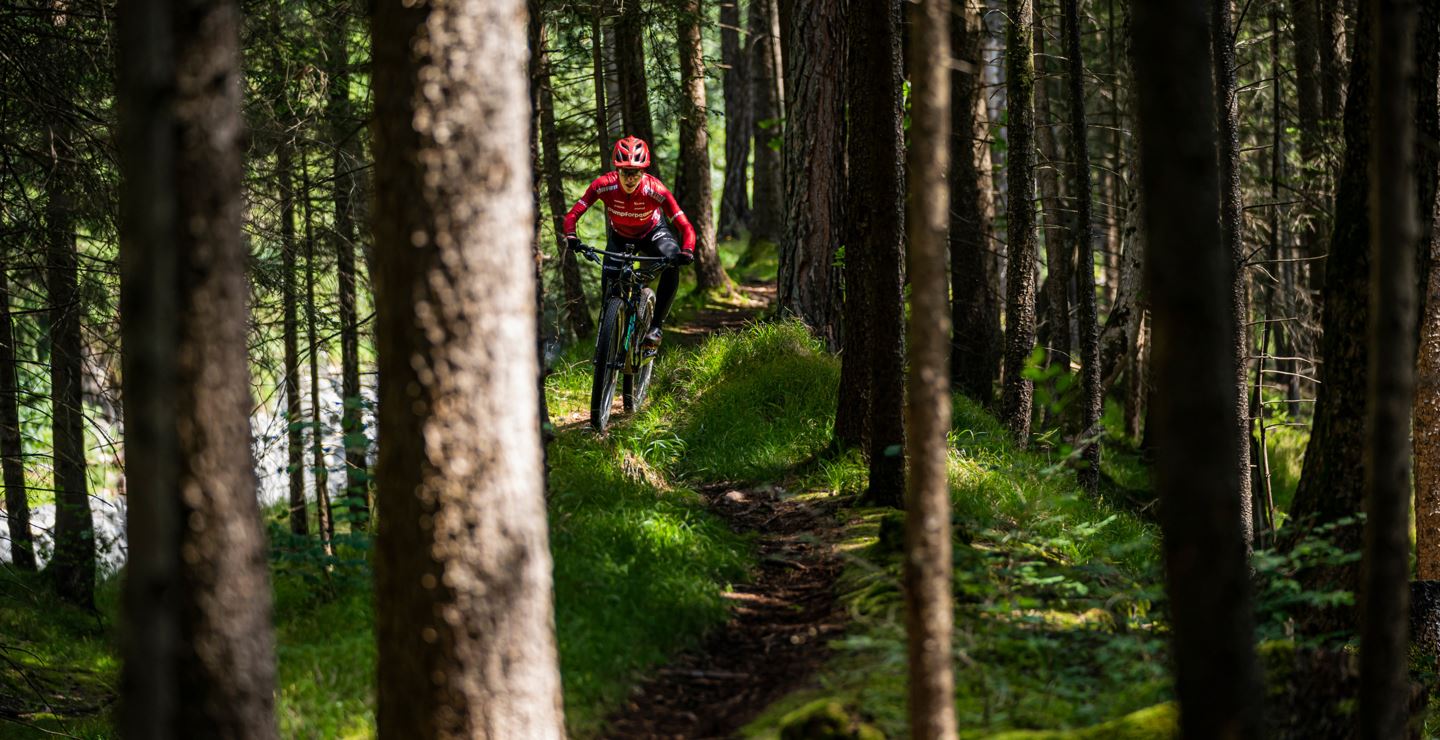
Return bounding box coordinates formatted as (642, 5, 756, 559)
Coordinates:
(590, 297, 625, 431)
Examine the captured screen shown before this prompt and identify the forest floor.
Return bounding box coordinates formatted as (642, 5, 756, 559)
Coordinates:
(589, 273, 856, 737)
(600, 483, 847, 738)
(0, 237, 1346, 739)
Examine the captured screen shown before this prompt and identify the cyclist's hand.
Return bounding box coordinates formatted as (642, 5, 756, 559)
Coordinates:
(566, 236, 584, 254)
(673, 250, 695, 266)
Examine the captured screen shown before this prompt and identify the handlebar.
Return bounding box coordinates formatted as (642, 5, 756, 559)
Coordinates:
(573, 243, 674, 266)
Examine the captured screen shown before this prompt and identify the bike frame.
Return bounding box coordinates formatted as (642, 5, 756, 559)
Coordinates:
(576, 244, 672, 429)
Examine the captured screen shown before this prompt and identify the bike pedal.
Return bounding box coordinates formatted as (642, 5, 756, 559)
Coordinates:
(642, 347, 658, 359)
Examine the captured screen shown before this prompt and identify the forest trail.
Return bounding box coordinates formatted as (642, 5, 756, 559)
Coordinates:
(599, 484, 848, 739)
(667, 281, 776, 347)
(594, 278, 852, 738)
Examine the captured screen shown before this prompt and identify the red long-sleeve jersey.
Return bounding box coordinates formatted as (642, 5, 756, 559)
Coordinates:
(562, 171, 696, 254)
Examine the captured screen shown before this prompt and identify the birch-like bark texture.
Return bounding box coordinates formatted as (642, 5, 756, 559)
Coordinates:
(904, 0, 957, 736)
(1001, 0, 1039, 445)
(1132, 0, 1261, 735)
(372, 0, 565, 735)
(1359, 1, 1418, 735)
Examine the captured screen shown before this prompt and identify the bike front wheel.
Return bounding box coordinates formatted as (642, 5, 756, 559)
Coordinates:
(590, 297, 626, 431)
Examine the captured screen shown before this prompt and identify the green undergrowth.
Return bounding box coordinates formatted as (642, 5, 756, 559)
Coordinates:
(744, 396, 1174, 739)
(546, 319, 843, 733)
(0, 570, 117, 739)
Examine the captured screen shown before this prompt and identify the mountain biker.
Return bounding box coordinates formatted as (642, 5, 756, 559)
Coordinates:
(563, 136, 695, 349)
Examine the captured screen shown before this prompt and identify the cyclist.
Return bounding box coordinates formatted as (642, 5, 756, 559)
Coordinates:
(563, 136, 695, 349)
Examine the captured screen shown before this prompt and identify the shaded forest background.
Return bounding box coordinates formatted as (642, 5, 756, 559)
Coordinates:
(0, 0, 1437, 736)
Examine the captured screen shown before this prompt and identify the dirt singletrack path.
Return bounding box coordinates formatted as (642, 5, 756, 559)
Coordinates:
(599, 485, 847, 739)
(596, 280, 850, 738)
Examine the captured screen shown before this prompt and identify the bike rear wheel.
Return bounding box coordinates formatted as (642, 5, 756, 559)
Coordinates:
(590, 297, 626, 431)
(623, 288, 657, 413)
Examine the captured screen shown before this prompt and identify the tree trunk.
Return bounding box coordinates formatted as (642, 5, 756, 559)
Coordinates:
(1413, 0, 1440, 582)
(678, 0, 731, 292)
(280, 140, 307, 536)
(1293, 0, 1328, 294)
(1063, 0, 1100, 491)
(950, 0, 1001, 406)
(592, 0, 611, 170)
(302, 158, 334, 554)
(46, 114, 94, 607)
(749, 0, 785, 246)
(528, 0, 556, 457)
(371, 0, 565, 734)
(327, 4, 369, 530)
(1360, 3, 1418, 735)
(527, 0, 552, 454)
(0, 261, 33, 571)
(779, 0, 845, 349)
(614, 0, 654, 144)
(1212, 0, 1254, 545)
(1320, 0, 1348, 123)
(1034, 10, 1071, 372)
(1002, 0, 1039, 446)
(718, 0, 752, 240)
(837, 0, 904, 507)
(1284, 0, 1374, 625)
(904, 0, 957, 735)
(537, 13, 595, 338)
(1132, 0, 1262, 734)
(119, 0, 281, 731)
(117, 0, 181, 728)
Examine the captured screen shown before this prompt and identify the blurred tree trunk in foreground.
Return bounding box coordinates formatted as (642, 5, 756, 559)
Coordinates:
(1133, 0, 1262, 734)
(904, 0, 957, 735)
(119, 0, 279, 733)
(372, 0, 565, 734)
(1359, 0, 1418, 735)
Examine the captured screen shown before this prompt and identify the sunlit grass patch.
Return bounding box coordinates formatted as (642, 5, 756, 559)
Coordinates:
(547, 374, 746, 732)
(648, 321, 838, 481)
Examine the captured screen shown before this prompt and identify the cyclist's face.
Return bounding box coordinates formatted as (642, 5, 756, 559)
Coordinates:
(618, 167, 644, 192)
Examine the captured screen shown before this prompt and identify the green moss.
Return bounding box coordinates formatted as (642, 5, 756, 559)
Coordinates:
(982, 703, 1176, 739)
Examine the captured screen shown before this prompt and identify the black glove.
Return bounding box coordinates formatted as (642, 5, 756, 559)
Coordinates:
(674, 250, 695, 266)
(566, 236, 583, 254)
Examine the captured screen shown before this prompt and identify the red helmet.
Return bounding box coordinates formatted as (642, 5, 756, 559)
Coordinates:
(612, 136, 651, 169)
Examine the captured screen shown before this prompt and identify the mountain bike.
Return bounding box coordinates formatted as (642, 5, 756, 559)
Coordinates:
(575, 243, 673, 432)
